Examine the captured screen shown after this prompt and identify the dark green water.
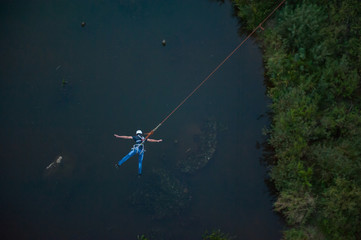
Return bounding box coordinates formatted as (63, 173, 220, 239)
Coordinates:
(0, 0, 282, 239)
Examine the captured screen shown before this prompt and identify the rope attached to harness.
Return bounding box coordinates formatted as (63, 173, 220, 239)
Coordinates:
(145, 0, 286, 140)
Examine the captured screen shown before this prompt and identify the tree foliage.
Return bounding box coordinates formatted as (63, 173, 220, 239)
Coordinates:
(233, 0, 361, 239)
(203, 229, 234, 240)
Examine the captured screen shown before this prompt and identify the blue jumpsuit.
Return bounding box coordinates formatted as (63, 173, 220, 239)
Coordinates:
(117, 135, 146, 174)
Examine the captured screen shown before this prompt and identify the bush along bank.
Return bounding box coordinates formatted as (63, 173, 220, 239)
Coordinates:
(232, 0, 361, 239)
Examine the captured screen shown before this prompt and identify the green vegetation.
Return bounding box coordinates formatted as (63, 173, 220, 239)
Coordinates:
(203, 229, 234, 240)
(61, 78, 68, 87)
(137, 235, 149, 240)
(233, 0, 361, 239)
(136, 229, 233, 240)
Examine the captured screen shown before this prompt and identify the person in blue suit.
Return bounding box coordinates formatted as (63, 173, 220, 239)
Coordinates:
(114, 130, 162, 175)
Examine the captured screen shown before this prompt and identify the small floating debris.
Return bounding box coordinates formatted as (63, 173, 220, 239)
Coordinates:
(46, 156, 63, 170)
(162, 39, 166, 46)
(62, 78, 68, 87)
(43, 154, 76, 180)
(81, 21, 86, 27)
(256, 113, 264, 120)
(55, 65, 62, 71)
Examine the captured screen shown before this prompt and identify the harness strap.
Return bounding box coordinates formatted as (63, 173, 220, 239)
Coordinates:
(133, 138, 145, 154)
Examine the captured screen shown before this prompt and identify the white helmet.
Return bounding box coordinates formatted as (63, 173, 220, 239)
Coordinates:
(136, 130, 143, 135)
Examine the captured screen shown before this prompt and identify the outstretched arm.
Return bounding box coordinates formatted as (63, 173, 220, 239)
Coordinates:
(114, 134, 132, 139)
(147, 138, 163, 143)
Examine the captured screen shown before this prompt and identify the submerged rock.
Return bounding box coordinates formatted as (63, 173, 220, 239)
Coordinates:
(177, 119, 217, 174)
(130, 168, 191, 219)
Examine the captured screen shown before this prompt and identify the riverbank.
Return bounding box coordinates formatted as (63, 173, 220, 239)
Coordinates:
(233, 0, 361, 239)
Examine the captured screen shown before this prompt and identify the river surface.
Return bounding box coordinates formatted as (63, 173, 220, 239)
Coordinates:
(0, 0, 282, 239)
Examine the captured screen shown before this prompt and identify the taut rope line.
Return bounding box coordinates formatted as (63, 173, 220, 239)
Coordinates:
(145, 0, 286, 140)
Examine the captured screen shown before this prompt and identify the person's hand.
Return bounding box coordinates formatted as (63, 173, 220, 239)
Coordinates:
(114, 134, 119, 138)
(158, 139, 163, 142)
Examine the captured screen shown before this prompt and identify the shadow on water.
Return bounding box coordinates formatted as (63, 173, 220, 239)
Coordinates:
(259, 132, 288, 229)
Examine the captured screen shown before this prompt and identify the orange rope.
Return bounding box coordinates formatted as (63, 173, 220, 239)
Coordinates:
(145, 0, 286, 140)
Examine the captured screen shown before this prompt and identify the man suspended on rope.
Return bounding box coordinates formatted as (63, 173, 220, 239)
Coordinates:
(114, 130, 162, 175)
